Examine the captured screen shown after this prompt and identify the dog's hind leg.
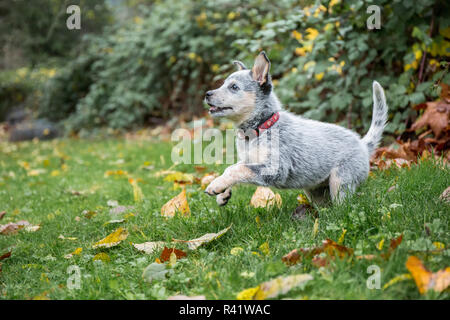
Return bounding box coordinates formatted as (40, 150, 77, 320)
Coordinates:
(329, 163, 366, 203)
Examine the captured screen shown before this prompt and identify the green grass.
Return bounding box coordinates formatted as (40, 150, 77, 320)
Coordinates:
(0, 138, 449, 300)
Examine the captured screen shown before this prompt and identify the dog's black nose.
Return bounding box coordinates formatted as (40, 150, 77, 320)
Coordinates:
(206, 91, 213, 98)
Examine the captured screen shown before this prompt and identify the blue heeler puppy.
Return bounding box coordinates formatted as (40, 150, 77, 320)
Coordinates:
(204, 51, 388, 206)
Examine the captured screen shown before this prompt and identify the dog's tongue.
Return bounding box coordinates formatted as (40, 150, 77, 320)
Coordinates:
(209, 106, 217, 112)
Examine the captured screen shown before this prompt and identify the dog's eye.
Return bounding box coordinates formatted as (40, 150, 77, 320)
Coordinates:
(229, 84, 239, 91)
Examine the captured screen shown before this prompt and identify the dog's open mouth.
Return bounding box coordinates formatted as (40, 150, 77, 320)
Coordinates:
(208, 104, 233, 113)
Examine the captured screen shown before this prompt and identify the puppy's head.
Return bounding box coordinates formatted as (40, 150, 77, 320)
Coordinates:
(205, 51, 272, 123)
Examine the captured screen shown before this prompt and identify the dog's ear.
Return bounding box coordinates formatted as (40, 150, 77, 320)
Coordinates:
(251, 51, 271, 85)
(233, 60, 247, 71)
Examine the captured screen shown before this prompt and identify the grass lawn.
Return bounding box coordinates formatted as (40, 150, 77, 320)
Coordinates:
(0, 137, 449, 300)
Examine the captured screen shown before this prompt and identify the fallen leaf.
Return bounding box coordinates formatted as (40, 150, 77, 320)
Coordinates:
(133, 241, 166, 255)
(159, 247, 187, 262)
(250, 187, 282, 208)
(281, 239, 353, 266)
(173, 225, 232, 250)
(0, 220, 34, 235)
(104, 170, 129, 178)
(129, 178, 144, 203)
(103, 219, 125, 226)
(163, 172, 194, 184)
(0, 251, 11, 261)
(93, 252, 110, 263)
(0, 211, 6, 220)
(92, 227, 129, 249)
(312, 218, 319, 238)
(58, 235, 77, 241)
(161, 189, 190, 218)
(167, 295, 206, 300)
(230, 247, 244, 256)
(406, 255, 450, 294)
(410, 100, 449, 138)
(259, 242, 270, 256)
(24, 225, 40, 232)
(237, 274, 313, 300)
(82, 210, 97, 219)
(64, 247, 83, 259)
(383, 273, 413, 290)
(337, 229, 347, 244)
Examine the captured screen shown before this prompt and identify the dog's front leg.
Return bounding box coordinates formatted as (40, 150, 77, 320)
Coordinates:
(205, 163, 257, 196)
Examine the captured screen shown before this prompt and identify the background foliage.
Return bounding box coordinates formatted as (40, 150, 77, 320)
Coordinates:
(1, 0, 450, 136)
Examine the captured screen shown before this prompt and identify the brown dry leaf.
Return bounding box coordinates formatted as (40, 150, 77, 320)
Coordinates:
(406, 256, 450, 294)
(92, 227, 129, 249)
(0, 211, 6, 220)
(133, 241, 166, 255)
(173, 225, 232, 250)
(439, 186, 450, 203)
(0, 220, 37, 235)
(161, 189, 190, 218)
(250, 187, 282, 208)
(410, 100, 449, 138)
(0, 251, 11, 261)
(282, 239, 353, 266)
(159, 247, 187, 262)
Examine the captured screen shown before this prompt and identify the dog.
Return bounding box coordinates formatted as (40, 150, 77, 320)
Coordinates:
(204, 51, 388, 207)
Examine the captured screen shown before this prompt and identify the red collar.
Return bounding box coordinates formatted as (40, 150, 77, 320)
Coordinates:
(256, 112, 280, 136)
(237, 112, 280, 139)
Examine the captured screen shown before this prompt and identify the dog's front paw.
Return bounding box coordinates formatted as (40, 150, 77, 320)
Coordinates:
(204, 177, 229, 196)
(216, 188, 232, 206)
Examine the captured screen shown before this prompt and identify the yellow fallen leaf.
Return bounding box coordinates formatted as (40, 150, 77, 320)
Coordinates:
(64, 247, 83, 259)
(230, 247, 244, 256)
(297, 194, 310, 205)
(58, 234, 77, 241)
(169, 251, 177, 267)
(161, 189, 190, 218)
(377, 238, 385, 251)
(406, 255, 450, 294)
(259, 242, 270, 256)
(433, 242, 445, 250)
(237, 286, 260, 300)
(338, 229, 347, 244)
(104, 169, 128, 178)
(93, 252, 110, 263)
(255, 216, 261, 228)
(50, 170, 60, 177)
(312, 218, 319, 238)
(163, 172, 194, 183)
(383, 273, 413, 290)
(237, 274, 313, 300)
(92, 227, 129, 249)
(250, 187, 282, 208)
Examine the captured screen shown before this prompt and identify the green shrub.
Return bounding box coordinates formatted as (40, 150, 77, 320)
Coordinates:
(40, 0, 450, 135)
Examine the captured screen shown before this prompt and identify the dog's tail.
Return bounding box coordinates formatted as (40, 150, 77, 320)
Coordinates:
(361, 81, 388, 156)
